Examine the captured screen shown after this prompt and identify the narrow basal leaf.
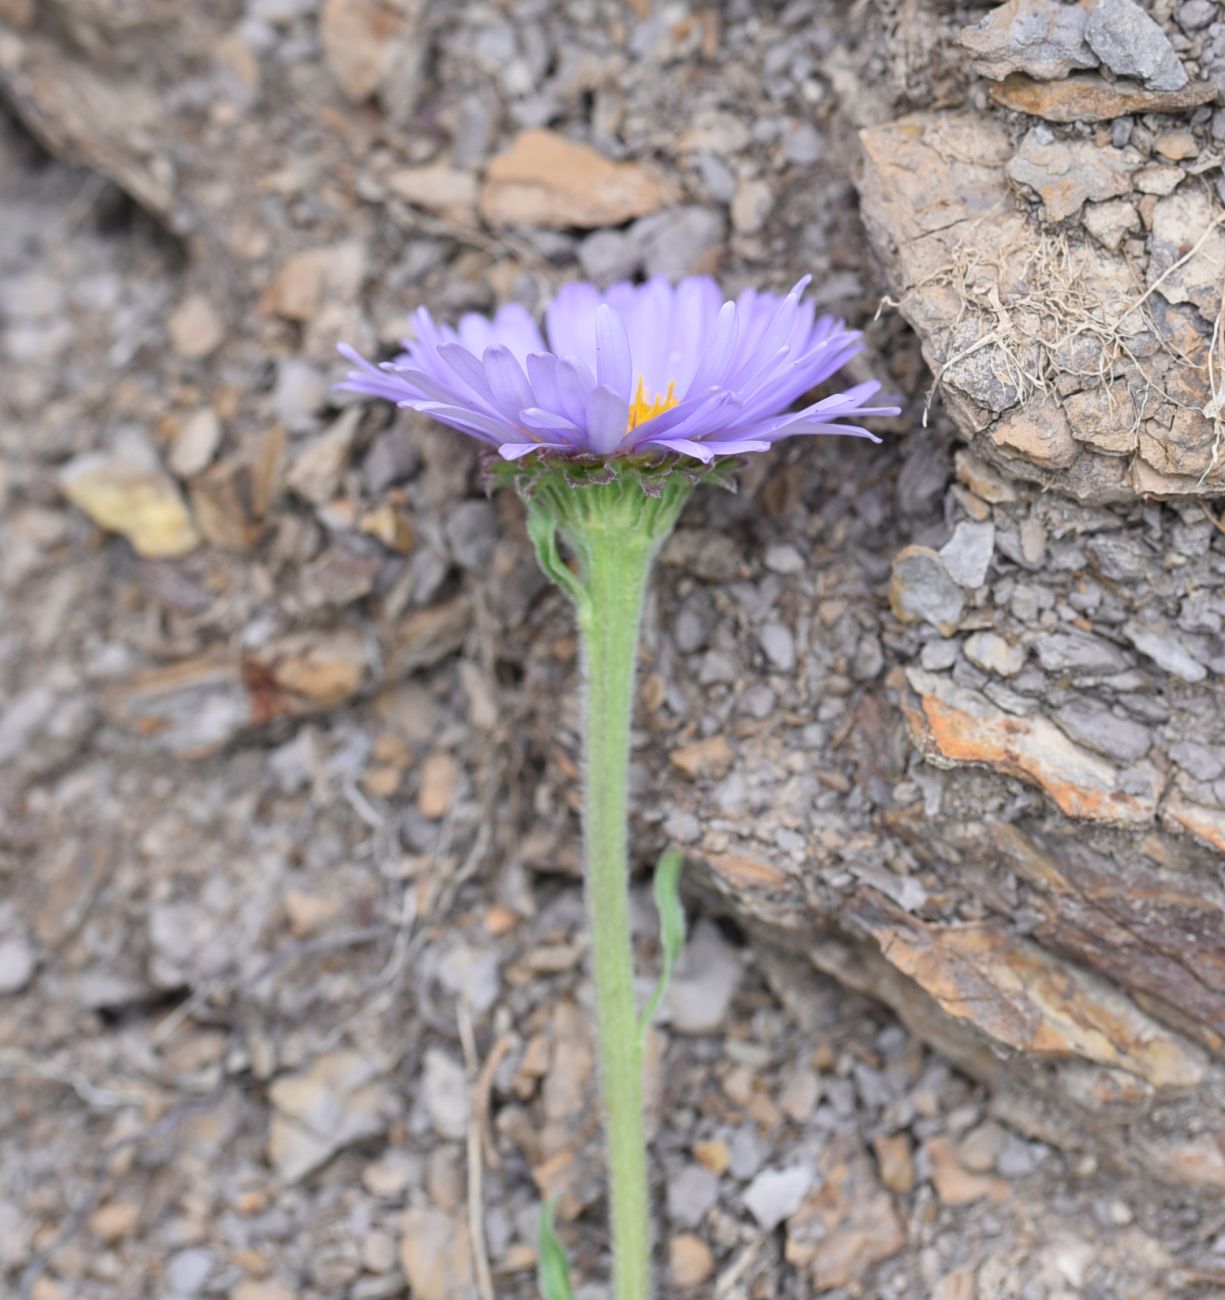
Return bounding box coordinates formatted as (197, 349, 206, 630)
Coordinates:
(638, 848, 686, 1045)
(537, 1200, 575, 1300)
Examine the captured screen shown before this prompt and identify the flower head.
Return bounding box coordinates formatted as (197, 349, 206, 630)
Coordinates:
(340, 275, 899, 465)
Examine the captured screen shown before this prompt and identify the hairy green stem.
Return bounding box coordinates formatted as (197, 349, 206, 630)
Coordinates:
(525, 471, 697, 1300)
(577, 522, 654, 1300)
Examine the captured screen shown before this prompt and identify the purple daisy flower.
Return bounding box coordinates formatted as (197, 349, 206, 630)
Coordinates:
(339, 275, 899, 464)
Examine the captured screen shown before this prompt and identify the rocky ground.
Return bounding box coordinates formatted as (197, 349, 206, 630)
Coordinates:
(3, 0, 1225, 1298)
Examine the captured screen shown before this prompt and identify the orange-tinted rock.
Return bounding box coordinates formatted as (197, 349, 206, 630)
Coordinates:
(990, 73, 1217, 122)
(904, 668, 1160, 825)
(855, 905, 1205, 1089)
(1164, 790, 1225, 855)
(925, 1136, 1011, 1204)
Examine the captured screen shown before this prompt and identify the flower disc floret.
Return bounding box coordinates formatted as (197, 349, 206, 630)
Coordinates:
(340, 274, 899, 464)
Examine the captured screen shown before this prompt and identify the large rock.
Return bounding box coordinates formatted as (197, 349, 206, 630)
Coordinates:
(658, 442, 1225, 1197)
(857, 111, 1225, 502)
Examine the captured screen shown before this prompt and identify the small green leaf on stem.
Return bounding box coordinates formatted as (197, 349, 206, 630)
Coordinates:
(536, 1200, 575, 1300)
(526, 501, 590, 616)
(638, 848, 686, 1044)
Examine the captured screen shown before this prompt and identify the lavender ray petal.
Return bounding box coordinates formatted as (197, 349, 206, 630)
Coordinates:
(727, 281, 813, 387)
(497, 441, 571, 460)
(520, 407, 581, 441)
(402, 400, 520, 444)
(482, 345, 536, 421)
(683, 300, 739, 397)
(436, 341, 502, 412)
(545, 282, 600, 367)
(378, 365, 473, 407)
(488, 302, 547, 361)
(642, 436, 716, 462)
(594, 303, 633, 400)
(668, 277, 723, 391)
(556, 355, 598, 428)
(585, 384, 631, 455)
(526, 353, 562, 412)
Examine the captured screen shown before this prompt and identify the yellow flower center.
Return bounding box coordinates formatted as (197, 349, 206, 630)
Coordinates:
(627, 376, 678, 431)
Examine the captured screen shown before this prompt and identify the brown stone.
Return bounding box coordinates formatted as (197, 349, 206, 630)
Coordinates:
(88, 1201, 142, 1242)
(189, 426, 286, 552)
(389, 164, 478, 222)
(668, 1234, 714, 1289)
(260, 242, 367, 322)
(954, 450, 1018, 502)
(168, 294, 225, 360)
(398, 1207, 475, 1300)
(255, 631, 369, 717)
(526, 1000, 599, 1220)
(1165, 790, 1225, 856)
(1082, 199, 1141, 253)
(0, 0, 34, 26)
(989, 73, 1217, 123)
(418, 753, 461, 819)
(926, 1136, 1011, 1205)
(480, 130, 666, 229)
(889, 545, 965, 635)
(933, 1269, 978, 1300)
(105, 631, 369, 757)
(384, 596, 473, 675)
(320, 0, 405, 102)
(286, 414, 356, 505)
(903, 668, 1160, 826)
(702, 850, 794, 896)
(857, 110, 1220, 500)
(958, 0, 1097, 81)
(670, 734, 735, 779)
(1155, 130, 1198, 161)
(989, 398, 1078, 468)
(990, 822, 1225, 1037)
(269, 1052, 396, 1183)
(1135, 164, 1184, 196)
(692, 1138, 731, 1175)
(1148, 187, 1225, 317)
(872, 1133, 916, 1194)
(284, 889, 341, 939)
(785, 1138, 906, 1290)
(230, 1284, 296, 1300)
(168, 406, 224, 479)
(359, 504, 413, 553)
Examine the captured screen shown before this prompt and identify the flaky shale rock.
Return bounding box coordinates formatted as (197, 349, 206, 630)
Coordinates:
(857, 111, 1225, 502)
(672, 451, 1225, 1198)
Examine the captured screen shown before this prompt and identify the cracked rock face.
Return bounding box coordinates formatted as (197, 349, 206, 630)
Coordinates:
(857, 111, 1225, 503)
(686, 450, 1225, 1196)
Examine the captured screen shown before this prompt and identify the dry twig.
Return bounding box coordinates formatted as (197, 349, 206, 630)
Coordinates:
(457, 1000, 496, 1300)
